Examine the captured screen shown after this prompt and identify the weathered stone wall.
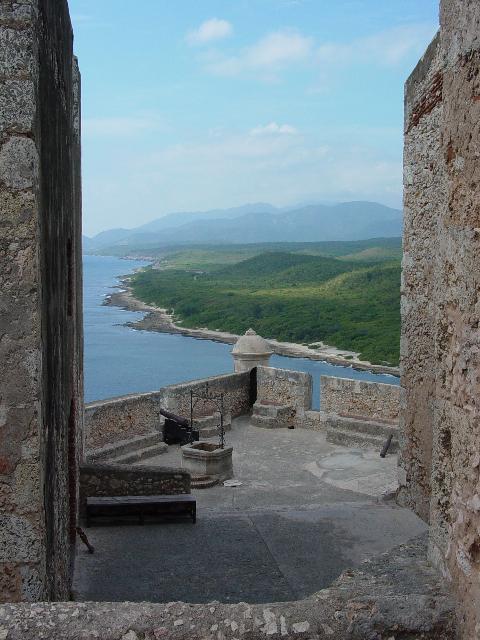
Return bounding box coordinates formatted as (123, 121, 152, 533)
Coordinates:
(79, 463, 190, 518)
(0, 0, 82, 602)
(399, 32, 445, 523)
(159, 372, 253, 421)
(402, 2, 480, 635)
(256, 366, 312, 427)
(0, 535, 456, 639)
(302, 410, 323, 431)
(85, 394, 159, 451)
(85, 372, 253, 451)
(320, 376, 400, 422)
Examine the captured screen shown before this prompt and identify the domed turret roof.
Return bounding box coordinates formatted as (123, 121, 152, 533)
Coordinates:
(232, 329, 273, 356)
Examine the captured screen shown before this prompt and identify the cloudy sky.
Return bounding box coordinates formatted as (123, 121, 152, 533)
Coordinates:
(69, 0, 439, 236)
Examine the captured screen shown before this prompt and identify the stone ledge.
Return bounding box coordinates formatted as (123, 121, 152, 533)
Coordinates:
(0, 535, 456, 639)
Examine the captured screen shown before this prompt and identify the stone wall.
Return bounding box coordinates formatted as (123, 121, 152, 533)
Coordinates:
(256, 366, 312, 427)
(0, 535, 456, 639)
(85, 372, 253, 451)
(320, 376, 400, 422)
(159, 372, 253, 421)
(402, 2, 480, 635)
(79, 463, 190, 518)
(399, 31, 445, 523)
(85, 393, 159, 451)
(302, 410, 323, 431)
(0, 0, 82, 603)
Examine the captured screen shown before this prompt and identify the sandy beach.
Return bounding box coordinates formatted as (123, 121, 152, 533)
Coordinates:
(105, 277, 400, 378)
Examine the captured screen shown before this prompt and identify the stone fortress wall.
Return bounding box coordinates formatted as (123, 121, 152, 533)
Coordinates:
(0, 0, 82, 602)
(398, 31, 444, 524)
(320, 376, 400, 422)
(84, 367, 399, 452)
(85, 393, 159, 450)
(400, 1, 480, 635)
(84, 372, 253, 451)
(256, 366, 312, 411)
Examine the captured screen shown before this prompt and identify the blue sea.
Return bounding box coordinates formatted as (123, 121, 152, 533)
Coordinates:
(83, 255, 399, 409)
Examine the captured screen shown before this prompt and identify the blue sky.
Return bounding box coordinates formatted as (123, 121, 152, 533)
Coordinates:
(69, 1, 439, 236)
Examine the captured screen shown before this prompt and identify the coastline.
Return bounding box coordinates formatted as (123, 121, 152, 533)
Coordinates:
(105, 276, 400, 378)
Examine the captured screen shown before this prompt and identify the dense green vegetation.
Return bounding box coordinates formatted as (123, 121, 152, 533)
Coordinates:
(130, 241, 401, 366)
(95, 236, 402, 263)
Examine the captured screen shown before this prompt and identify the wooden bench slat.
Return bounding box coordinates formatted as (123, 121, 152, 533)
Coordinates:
(85, 494, 196, 527)
(87, 494, 195, 505)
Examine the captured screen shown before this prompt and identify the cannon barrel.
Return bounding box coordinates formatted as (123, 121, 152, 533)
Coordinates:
(159, 408, 189, 427)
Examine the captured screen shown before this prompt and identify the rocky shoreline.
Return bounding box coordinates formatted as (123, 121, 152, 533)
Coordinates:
(105, 278, 400, 378)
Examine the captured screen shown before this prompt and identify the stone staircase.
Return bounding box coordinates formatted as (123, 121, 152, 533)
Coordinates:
(251, 401, 295, 429)
(191, 474, 219, 489)
(193, 412, 232, 439)
(325, 414, 400, 453)
(86, 432, 168, 465)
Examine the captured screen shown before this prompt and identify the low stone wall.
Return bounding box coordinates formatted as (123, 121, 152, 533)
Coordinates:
(302, 410, 323, 431)
(84, 372, 253, 451)
(256, 366, 313, 428)
(320, 376, 400, 422)
(0, 535, 455, 639)
(85, 394, 159, 450)
(159, 372, 252, 420)
(79, 463, 190, 517)
(257, 366, 312, 409)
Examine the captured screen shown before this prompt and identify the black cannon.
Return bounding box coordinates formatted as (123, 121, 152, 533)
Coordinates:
(160, 408, 199, 446)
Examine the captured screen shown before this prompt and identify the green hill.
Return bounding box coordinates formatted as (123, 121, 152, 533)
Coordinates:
(131, 248, 401, 366)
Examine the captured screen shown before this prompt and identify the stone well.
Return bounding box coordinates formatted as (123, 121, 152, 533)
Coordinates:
(181, 442, 233, 480)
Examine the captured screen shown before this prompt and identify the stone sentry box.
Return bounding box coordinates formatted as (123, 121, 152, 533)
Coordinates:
(232, 328, 273, 372)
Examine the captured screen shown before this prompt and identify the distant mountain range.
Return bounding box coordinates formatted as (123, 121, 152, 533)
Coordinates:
(84, 201, 402, 253)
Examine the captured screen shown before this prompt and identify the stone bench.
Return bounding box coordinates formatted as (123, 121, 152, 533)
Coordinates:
(325, 414, 401, 452)
(193, 411, 232, 439)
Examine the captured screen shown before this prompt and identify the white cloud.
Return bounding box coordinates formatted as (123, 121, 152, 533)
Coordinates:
(317, 23, 437, 68)
(250, 122, 298, 136)
(83, 115, 166, 137)
(186, 18, 233, 46)
(205, 30, 313, 78)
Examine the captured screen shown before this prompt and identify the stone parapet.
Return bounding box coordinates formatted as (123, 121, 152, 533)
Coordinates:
(0, 535, 455, 639)
(257, 367, 313, 410)
(320, 376, 400, 422)
(85, 372, 253, 451)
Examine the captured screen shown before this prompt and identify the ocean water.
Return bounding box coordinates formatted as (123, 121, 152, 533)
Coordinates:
(83, 255, 399, 409)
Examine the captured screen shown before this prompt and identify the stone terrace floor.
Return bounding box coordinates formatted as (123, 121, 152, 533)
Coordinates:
(73, 417, 426, 604)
